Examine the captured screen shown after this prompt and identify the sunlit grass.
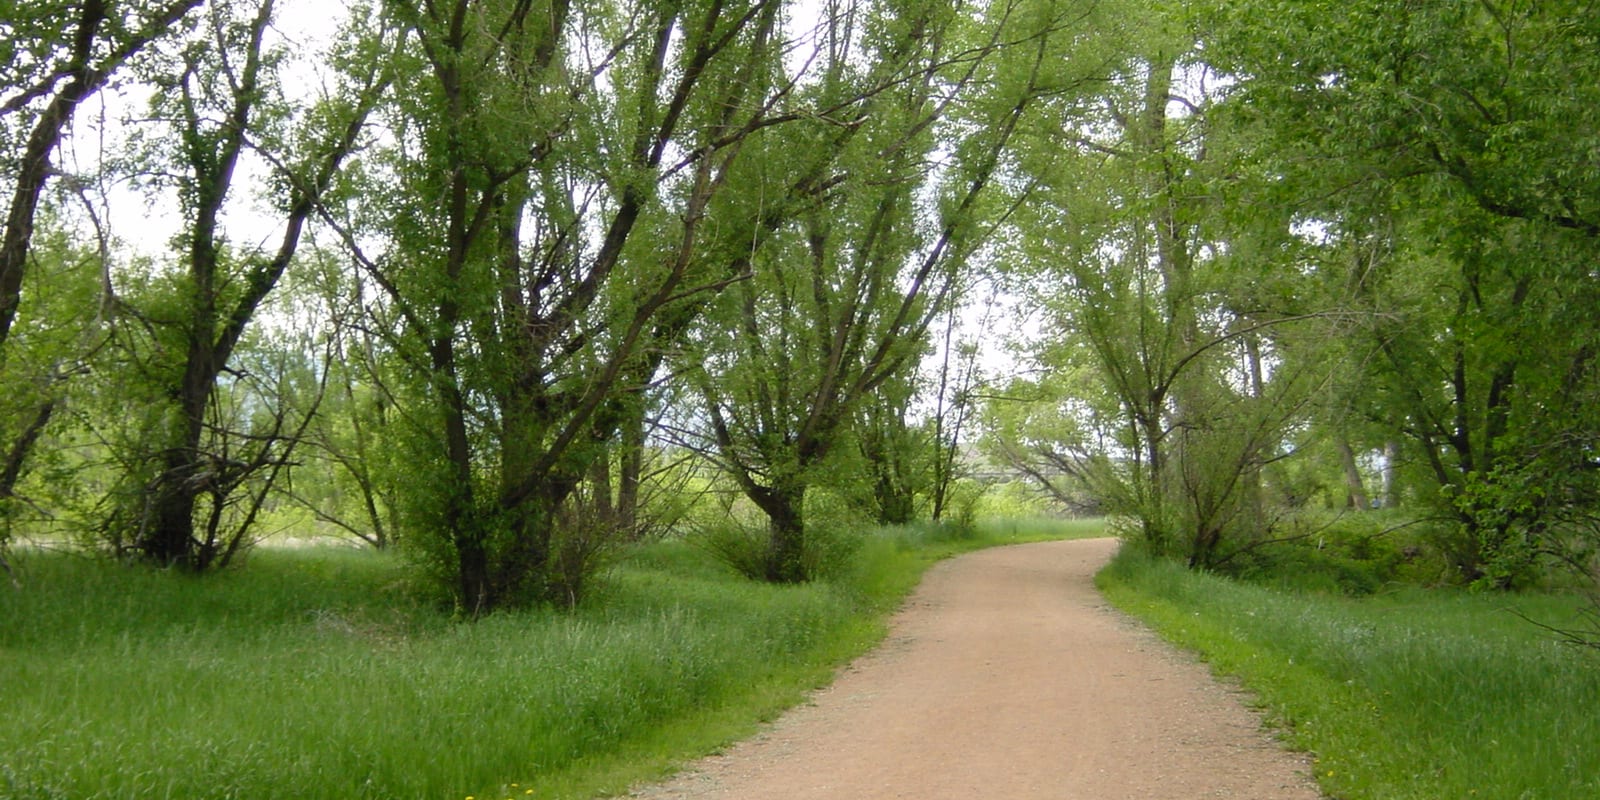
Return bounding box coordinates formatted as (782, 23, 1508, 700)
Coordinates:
(0, 518, 1099, 799)
(1097, 548, 1600, 799)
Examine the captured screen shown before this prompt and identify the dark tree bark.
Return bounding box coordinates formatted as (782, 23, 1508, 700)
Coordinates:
(750, 481, 807, 583)
(615, 407, 646, 535)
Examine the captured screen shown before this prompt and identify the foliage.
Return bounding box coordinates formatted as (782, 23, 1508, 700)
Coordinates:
(47, 0, 397, 570)
(1193, 0, 1600, 587)
(341, 0, 896, 610)
(690, 492, 866, 583)
(0, 223, 106, 535)
(1209, 510, 1446, 596)
(987, 0, 1340, 569)
(2, 0, 1597, 651)
(970, 478, 1068, 521)
(977, 0, 1600, 594)
(270, 250, 409, 549)
(0, 0, 208, 561)
(853, 370, 928, 527)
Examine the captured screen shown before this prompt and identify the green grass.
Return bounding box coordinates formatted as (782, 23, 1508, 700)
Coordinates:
(1097, 547, 1600, 800)
(0, 518, 1100, 800)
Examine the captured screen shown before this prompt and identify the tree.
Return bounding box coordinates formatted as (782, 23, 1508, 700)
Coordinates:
(280, 251, 406, 549)
(924, 292, 991, 523)
(91, 0, 394, 568)
(0, 0, 204, 536)
(688, 0, 1058, 581)
(855, 367, 924, 527)
(336, 0, 842, 611)
(990, 1, 1336, 567)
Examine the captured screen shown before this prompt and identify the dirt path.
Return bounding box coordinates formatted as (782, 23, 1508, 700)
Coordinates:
(627, 537, 1323, 799)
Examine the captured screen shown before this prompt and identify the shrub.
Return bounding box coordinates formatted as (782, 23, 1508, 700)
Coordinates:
(689, 516, 863, 582)
(690, 518, 770, 580)
(1209, 510, 1452, 595)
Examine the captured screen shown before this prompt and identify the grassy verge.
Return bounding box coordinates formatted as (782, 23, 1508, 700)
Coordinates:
(1097, 547, 1600, 799)
(0, 518, 1095, 800)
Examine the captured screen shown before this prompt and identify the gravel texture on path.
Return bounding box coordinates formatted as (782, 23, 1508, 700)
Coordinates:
(627, 537, 1324, 799)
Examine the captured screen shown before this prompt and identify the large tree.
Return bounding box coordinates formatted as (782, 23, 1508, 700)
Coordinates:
(94, 0, 395, 568)
(0, 0, 204, 516)
(337, 0, 856, 610)
(988, 1, 1336, 567)
(687, 0, 1061, 581)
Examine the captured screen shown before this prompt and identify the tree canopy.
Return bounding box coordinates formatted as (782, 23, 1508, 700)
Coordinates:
(1, 0, 1596, 604)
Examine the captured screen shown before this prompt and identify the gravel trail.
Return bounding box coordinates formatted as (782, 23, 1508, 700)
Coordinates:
(628, 537, 1323, 799)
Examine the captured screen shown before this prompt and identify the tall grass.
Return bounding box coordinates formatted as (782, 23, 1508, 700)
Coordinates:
(1098, 548, 1600, 799)
(0, 519, 1096, 800)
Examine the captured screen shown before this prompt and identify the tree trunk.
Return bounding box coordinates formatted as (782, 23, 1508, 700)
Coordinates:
(0, 398, 56, 501)
(587, 446, 614, 521)
(138, 357, 213, 567)
(1336, 437, 1370, 510)
(874, 465, 916, 526)
(1380, 440, 1399, 508)
(144, 450, 199, 567)
(455, 521, 493, 614)
(1138, 410, 1169, 550)
(493, 495, 557, 606)
(436, 339, 486, 609)
(616, 408, 644, 535)
(1239, 333, 1268, 535)
(1140, 51, 1190, 557)
(754, 481, 807, 584)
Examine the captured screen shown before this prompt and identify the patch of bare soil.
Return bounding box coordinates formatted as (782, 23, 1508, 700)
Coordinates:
(627, 537, 1323, 799)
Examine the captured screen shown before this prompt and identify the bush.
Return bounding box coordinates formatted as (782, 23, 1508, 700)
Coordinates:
(689, 517, 864, 582)
(690, 518, 770, 580)
(1225, 541, 1391, 595)
(1210, 510, 1450, 595)
(970, 479, 1060, 519)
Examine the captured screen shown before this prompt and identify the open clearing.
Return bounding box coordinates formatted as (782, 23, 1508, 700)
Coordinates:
(629, 537, 1323, 799)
